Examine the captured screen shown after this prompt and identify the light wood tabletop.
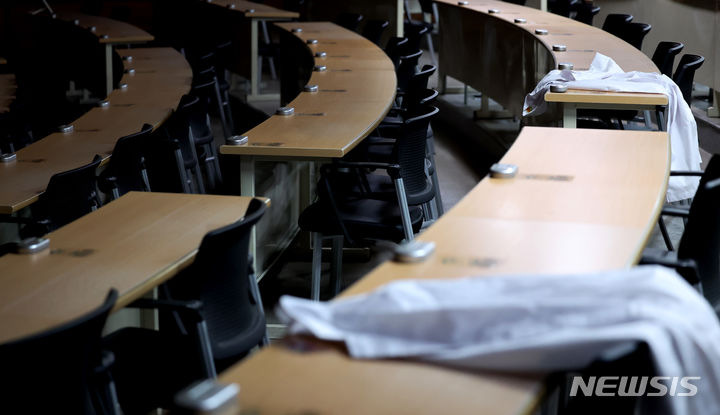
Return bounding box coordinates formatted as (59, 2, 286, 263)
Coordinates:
(54, 11, 154, 44)
(0, 192, 262, 345)
(219, 22, 396, 159)
(218, 126, 670, 414)
(0, 47, 191, 214)
(434, 0, 664, 116)
(203, 0, 299, 19)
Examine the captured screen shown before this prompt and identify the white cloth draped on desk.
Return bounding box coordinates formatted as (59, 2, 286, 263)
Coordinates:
(279, 266, 720, 415)
(523, 53, 701, 202)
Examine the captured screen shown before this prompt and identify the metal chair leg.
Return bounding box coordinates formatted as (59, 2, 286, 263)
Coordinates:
(394, 178, 415, 241)
(311, 232, 323, 301)
(329, 236, 343, 296)
(658, 216, 674, 251)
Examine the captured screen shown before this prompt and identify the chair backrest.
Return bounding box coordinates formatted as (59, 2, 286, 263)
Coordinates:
(335, 13, 364, 32)
(177, 93, 214, 145)
(144, 127, 190, 194)
(385, 37, 409, 69)
(396, 49, 423, 93)
(678, 155, 720, 310)
(394, 105, 439, 202)
(651, 41, 684, 77)
(549, 0, 579, 18)
(36, 155, 103, 231)
(164, 199, 267, 368)
(403, 64, 436, 110)
(104, 124, 154, 196)
(673, 54, 705, 105)
(0, 289, 118, 414)
(402, 23, 429, 52)
(418, 0, 435, 14)
(618, 22, 651, 50)
(361, 19, 390, 46)
(574, 3, 600, 25)
(164, 95, 201, 169)
(602, 13, 633, 36)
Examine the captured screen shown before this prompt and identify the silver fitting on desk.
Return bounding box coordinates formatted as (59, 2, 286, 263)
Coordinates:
(552, 44, 567, 52)
(306, 39, 318, 45)
(73, 19, 80, 25)
(393, 241, 436, 263)
(174, 380, 239, 414)
(227, 3, 235, 8)
(550, 84, 568, 93)
(276, 107, 295, 116)
(226, 135, 249, 145)
(122, 55, 133, 62)
(514, 18, 526, 23)
(119, 82, 129, 90)
(488, 8, 500, 13)
(457, 1, 469, 4)
(291, 27, 303, 33)
(100, 34, 109, 39)
(535, 28, 548, 35)
(245, 8, 255, 13)
(315, 51, 327, 58)
(97, 99, 110, 108)
(89, 26, 97, 32)
(557, 62, 574, 70)
(16, 237, 50, 254)
(58, 124, 74, 133)
(125, 68, 135, 75)
(304, 84, 319, 93)
(489, 163, 518, 178)
(0, 152, 17, 163)
(313, 64, 327, 72)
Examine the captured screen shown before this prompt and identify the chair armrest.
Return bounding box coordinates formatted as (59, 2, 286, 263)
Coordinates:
(639, 256, 700, 285)
(660, 206, 690, 218)
(127, 298, 204, 323)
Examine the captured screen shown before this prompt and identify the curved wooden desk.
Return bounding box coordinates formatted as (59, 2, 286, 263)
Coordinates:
(0, 47, 192, 214)
(55, 11, 155, 95)
(435, 0, 665, 121)
(220, 126, 670, 415)
(0, 192, 261, 345)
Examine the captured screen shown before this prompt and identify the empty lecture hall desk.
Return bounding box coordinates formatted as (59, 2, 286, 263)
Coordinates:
(0, 192, 263, 345)
(199, 0, 299, 101)
(434, 0, 667, 128)
(0, 47, 191, 215)
(54, 11, 155, 95)
(219, 126, 669, 414)
(219, 21, 396, 275)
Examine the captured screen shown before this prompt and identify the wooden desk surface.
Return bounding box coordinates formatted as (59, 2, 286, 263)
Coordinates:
(0, 47, 191, 214)
(435, 0, 665, 113)
(0, 192, 260, 345)
(219, 22, 396, 159)
(55, 11, 154, 44)
(219, 127, 669, 414)
(203, 0, 299, 19)
(0, 73, 17, 113)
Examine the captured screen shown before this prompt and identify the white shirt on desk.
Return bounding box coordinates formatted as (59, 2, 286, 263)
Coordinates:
(523, 53, 702, 202)
(279, 266, 720, 415)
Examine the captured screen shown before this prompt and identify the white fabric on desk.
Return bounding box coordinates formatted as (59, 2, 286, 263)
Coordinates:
(279, 266, 720, 415)
(523, 53, 701, 202)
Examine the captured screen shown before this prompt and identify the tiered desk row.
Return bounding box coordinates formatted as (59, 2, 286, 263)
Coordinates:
(215, 4, 672, 414)
(435, 0, 667, 127)
(0, 46, 192, 214)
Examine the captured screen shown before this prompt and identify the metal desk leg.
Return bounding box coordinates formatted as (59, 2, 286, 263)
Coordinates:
(250, 19, 260, 99)
(708, 89, 720, 118)
(240, 156, 257, 276)
(562, 104, 577, 128)
(105, 44, 113, 96)
(397, 0, 405, 37)
(540, 0, 548, 11)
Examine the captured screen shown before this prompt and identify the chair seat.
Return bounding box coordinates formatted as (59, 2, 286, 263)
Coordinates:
(299, 198, 423, 242)
(356, 172, 436, 206)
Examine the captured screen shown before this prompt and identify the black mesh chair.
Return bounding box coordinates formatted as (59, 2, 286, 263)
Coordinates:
(402, 24, 430, 56)
(192, 66, 233, 138)
(652, 42, 684, 77)
(299, 106, 438, 300)
(549, 0, 579, 17)
(178, 94, 223, 192)
(335, 13, 364, 32)
(362, 19, 390, 46)
(641, 154, 720, 313)
(98, 125, 154, 200)
(105, 200, 267, 414)
(617, 22, 651, 50)
(385, 37, 410, 70)
(405, 0, 437, 66)
(1, 155, 102, 238)
(161, 98, 206, 194)
(396, 50, 424, 96)
(673, 54, 705, 105)
(602, 13, 633, 37)
(0, 289, 119, 415)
